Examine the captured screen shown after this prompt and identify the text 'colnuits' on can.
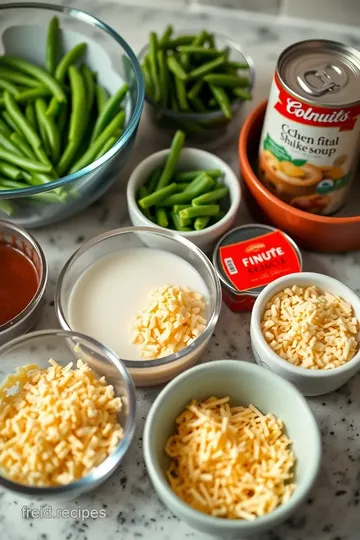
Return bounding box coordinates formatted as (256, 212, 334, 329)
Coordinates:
(259, 40, 360, 216)
(213, 224, 302, 312)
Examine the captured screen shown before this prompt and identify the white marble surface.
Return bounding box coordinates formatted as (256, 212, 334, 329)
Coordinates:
(1, 3, 360, 540)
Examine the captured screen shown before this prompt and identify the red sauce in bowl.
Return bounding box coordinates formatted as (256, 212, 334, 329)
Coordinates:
(0, 243, 39, 326)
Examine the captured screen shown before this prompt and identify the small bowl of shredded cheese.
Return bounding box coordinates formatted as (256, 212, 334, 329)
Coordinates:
(0, 329, 136, 498)
(251, 272, 360, 396)
(143, 360, 321, 537)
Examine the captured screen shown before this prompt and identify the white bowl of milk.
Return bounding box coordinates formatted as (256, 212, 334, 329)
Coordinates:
(56, 227, 222, 387)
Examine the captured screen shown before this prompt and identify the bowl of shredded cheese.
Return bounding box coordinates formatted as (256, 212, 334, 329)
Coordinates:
(0, 329, 136, 498)
(251, 272, 360, 396)
(143, 360, 321, 537)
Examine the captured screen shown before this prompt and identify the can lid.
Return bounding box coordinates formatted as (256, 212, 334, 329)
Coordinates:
(213, 224, 302, 296)
(278, 40, 360, 107)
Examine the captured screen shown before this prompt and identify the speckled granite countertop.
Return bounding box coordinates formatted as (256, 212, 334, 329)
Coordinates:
(1, 2, 360, 540)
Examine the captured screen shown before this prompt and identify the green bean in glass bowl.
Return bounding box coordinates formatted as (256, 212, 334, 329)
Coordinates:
(0, 3, 144, 227)
(138, 28, 255, 146)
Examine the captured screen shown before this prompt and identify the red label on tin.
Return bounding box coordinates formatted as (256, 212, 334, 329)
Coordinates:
(219, 230, 301, 292)
(274, 74, 360, 132)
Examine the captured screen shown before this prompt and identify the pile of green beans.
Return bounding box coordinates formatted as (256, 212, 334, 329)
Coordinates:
(141, 27, 252, 120)
(0, 16, 129, 215)
(137, 130, 229, 231)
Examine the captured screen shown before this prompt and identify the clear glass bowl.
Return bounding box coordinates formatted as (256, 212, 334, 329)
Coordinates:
(0, 3, 144, 228)
(138, 31, 255, 146)
(55, 226, 222, 387)
(0, 329, 136, 499)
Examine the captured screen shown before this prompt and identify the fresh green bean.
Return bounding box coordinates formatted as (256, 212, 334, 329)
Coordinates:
(187, 55, 226, 81)
(171, 211, 191, 231)
(178, 46, 221, 57)
(159, 25, 173, 46)
(138, 186, 154, 221)
(183, 172, 213, 193)
(3, 111, 22, 136)
(233, 88, 252, 100)
(91, 83, 128, 142)
(95, 85, 110, 114)
(13, 87, 52, 103)
(46, 16, 60, 75)
(187, 80, 203, 101)
(166, 55, 187, 81)
(69, 111, 125, 173)
(156, 130, 185, 190)
(170, 92, 179, 112)
(0, 179, 28, 189)
(209, 85, 232, 119)
(174, 169, 223, 182)
(0, 67, 40, 88)
(179, 213, 191, 227)
(25, 103, 37, 131)
(0, 132, 22, 156)
(57, 103, 68, 141)
(157, 50, 169, 108)
(174, 77, 188, 111)
(173, 204, 189, 213)
(0, 79, 19, 96)
(57, 65, 87, 175)
(81, 65, 95, 114)
(160, 36, 196, 50)
(0, 119, 12, 137)
(0, 199, 14, 216)
(211, 210, 226, 223)
(138, 183, 177, 209)
(160, 174, 214, 206)
(156, 207, 169, 227)
(35, 99, 60, 163)
(55, 43, 87, 83)
(175, 183, 189, 192)
(0, 161, 22, 180)
(149, 33, 161, 103)
(192, 187, 229, 206)
(226, 61, 249, 70)
(94, 136, 117, 160)
(207, 33, 215, 48)
(0, 145, 52, 172)
(181, 30, 208, 70)
(10, 133, 36, 159)
(194, 216, 210, 230)
(204, 74, 250, 87)
(188, 95, 206, 113)
(141, 60, 153, 99)
(179, 204, 220, 219)
(146, 167, 162, 194)
(0, 57, 66, 103)
(3, 91, 43, 150)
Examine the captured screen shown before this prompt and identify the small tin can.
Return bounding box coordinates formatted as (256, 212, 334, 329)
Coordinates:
(259, 40, 360, 215)
(213, 224, 302, 312)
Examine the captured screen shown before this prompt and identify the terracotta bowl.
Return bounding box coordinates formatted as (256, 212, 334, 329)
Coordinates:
(239, 100, 360, 252)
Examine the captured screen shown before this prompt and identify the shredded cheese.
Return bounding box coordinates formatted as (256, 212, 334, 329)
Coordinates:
(261, 285, 359, 370)
(131, 285, 207, 359)
(165, 396, 295, 519)
(0, 359, 123, 486)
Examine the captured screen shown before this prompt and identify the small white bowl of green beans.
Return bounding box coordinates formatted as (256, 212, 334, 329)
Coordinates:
(127, 130, 241, 253)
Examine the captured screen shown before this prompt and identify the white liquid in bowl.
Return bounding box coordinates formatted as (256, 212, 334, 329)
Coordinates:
(68, 248, 209, 360)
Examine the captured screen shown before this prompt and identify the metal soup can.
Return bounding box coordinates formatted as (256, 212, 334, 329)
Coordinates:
(213, 224, 302, 312)
(259, 40, 360, 215)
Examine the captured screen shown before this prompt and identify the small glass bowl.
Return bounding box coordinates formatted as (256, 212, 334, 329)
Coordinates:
(138, 31, 255, 146)
(0, 3, 144, 228)
(0, 329, 136, 499)
(55, 226, 222, 387)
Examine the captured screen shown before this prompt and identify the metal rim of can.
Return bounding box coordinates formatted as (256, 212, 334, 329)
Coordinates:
(277, 39, 360, 108)
(212, 223, 303, 299)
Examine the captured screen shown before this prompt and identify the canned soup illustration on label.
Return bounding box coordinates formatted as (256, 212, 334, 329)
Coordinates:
(259, 40, 360, 215)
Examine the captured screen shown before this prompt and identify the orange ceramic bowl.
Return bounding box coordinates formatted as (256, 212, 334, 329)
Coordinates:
(239, 100, 360, 252)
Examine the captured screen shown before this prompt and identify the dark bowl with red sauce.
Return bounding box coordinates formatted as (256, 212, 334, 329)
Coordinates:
(0, 220, 47, 344)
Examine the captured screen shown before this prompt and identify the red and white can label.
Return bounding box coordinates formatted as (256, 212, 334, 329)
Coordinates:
(219, 230, 301, 292)
(259, 74, 360, 215)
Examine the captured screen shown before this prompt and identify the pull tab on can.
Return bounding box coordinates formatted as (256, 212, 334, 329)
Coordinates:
(297, 63, 348, 96)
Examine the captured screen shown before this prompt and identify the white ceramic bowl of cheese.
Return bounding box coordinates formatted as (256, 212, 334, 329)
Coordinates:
(127, 148, 241, 253)
(143, 360, 321, 538)
(250, 272, 360, 396)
